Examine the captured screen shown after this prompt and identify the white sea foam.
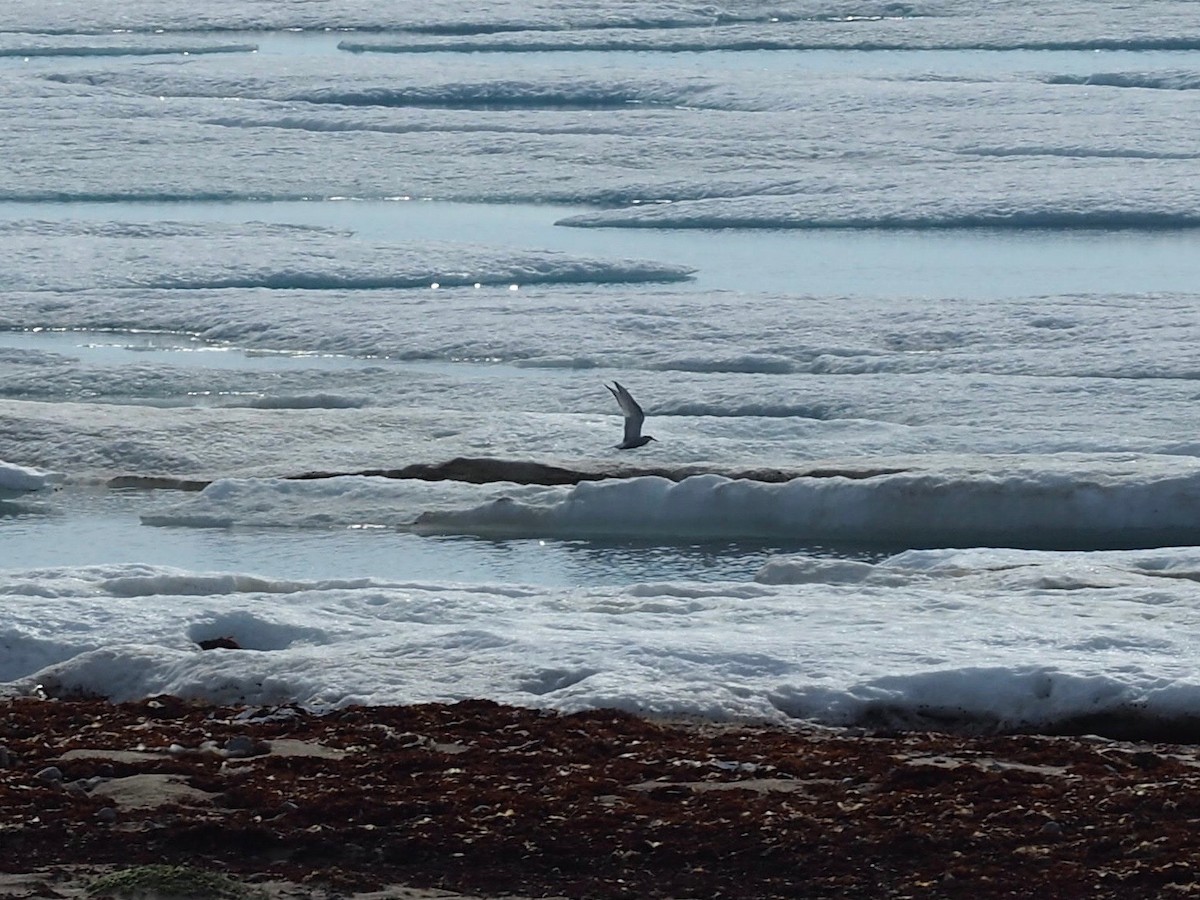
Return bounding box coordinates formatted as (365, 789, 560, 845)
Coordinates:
(337, 31, 1200, 55)
(3, 0, 1198, 51)
(1047, 72, 1200, 91)
(556, 194, 1200, 231)
(219, 393, 372, 410)
(4, 550, 1200, 731)
(138, 456, 1200, 551)
(141, 476, 553, 530)
(0, 458, 61, 499)
(0, 38, 256, 58)
(3, 34, 1197, 218)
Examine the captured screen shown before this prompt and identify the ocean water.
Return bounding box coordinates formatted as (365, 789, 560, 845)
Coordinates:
(3, 0, 1200, 734)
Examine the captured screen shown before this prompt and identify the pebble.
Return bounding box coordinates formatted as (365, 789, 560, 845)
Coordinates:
(67, 776, 108, 797)
(1130, 751, 1162, 769)
(224, 735, 269, 758)
(397, 732, 432, 749)
(66, 780, 91, 799)
(34, 766, 63, 786)
(94, 807, 117, 824)
(1040, 820, 1063, 836)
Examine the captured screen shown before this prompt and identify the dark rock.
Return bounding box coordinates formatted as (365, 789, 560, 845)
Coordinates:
(287, 456, 908, 487)
(224, 735, 269, 758)
(35, 765, 63, 786)
(94, 806, 117, 824)
(198, 636, 242, 651)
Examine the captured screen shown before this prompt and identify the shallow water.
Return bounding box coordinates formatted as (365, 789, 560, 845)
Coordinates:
(0, 329, 381, 372)
(5, 199, 1199, 298)
(1, 488, 856, 585)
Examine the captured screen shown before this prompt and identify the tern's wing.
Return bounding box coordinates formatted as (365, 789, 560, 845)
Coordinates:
(608, 381, 645, 442)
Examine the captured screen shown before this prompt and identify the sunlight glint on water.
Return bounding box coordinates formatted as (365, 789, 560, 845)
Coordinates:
(1, 490, 834, 585)
(4, 199, 1200, 297)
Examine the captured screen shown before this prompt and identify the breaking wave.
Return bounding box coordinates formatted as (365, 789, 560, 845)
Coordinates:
(289, 83, 686, 111)
(216, 394, 371, 410)
(409, 471, 1200, 549)
(140, 460, 1200, 553)
(558, 207, 1200, 231)
(0, 458, 61, 500)
(656, 402, 843, 420)
(1047, 72, 1200, 90)
(960, 146, 1200, 161)
(337, 36, 1200, 54)
(143, 264, 694, 290)
(0, 220, 695, 291)
(649, 355, 797, 375)
(0, 42, 256, 58)
(42, 72, 702, 111)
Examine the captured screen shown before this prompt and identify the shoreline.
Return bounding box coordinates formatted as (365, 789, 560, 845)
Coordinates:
(3, 696, 1198, 897)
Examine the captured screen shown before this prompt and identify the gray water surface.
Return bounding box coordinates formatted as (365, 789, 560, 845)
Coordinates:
(5, 198, 1198, 298)
(1, 488, 839, 585)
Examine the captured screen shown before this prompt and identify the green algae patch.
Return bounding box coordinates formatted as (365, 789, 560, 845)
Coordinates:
(86, 865, 267, 899)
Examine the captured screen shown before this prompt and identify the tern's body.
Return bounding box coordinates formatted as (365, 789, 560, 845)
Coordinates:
(606, 381, 656, 449)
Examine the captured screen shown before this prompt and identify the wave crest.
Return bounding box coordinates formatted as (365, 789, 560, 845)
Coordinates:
(559, 207, 1200, 231)
(412, 466, 1200, 550)
(1047, 72, 1200, 91)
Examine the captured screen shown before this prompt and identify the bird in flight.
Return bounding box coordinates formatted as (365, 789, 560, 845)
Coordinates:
(606, 381, 657, 449)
